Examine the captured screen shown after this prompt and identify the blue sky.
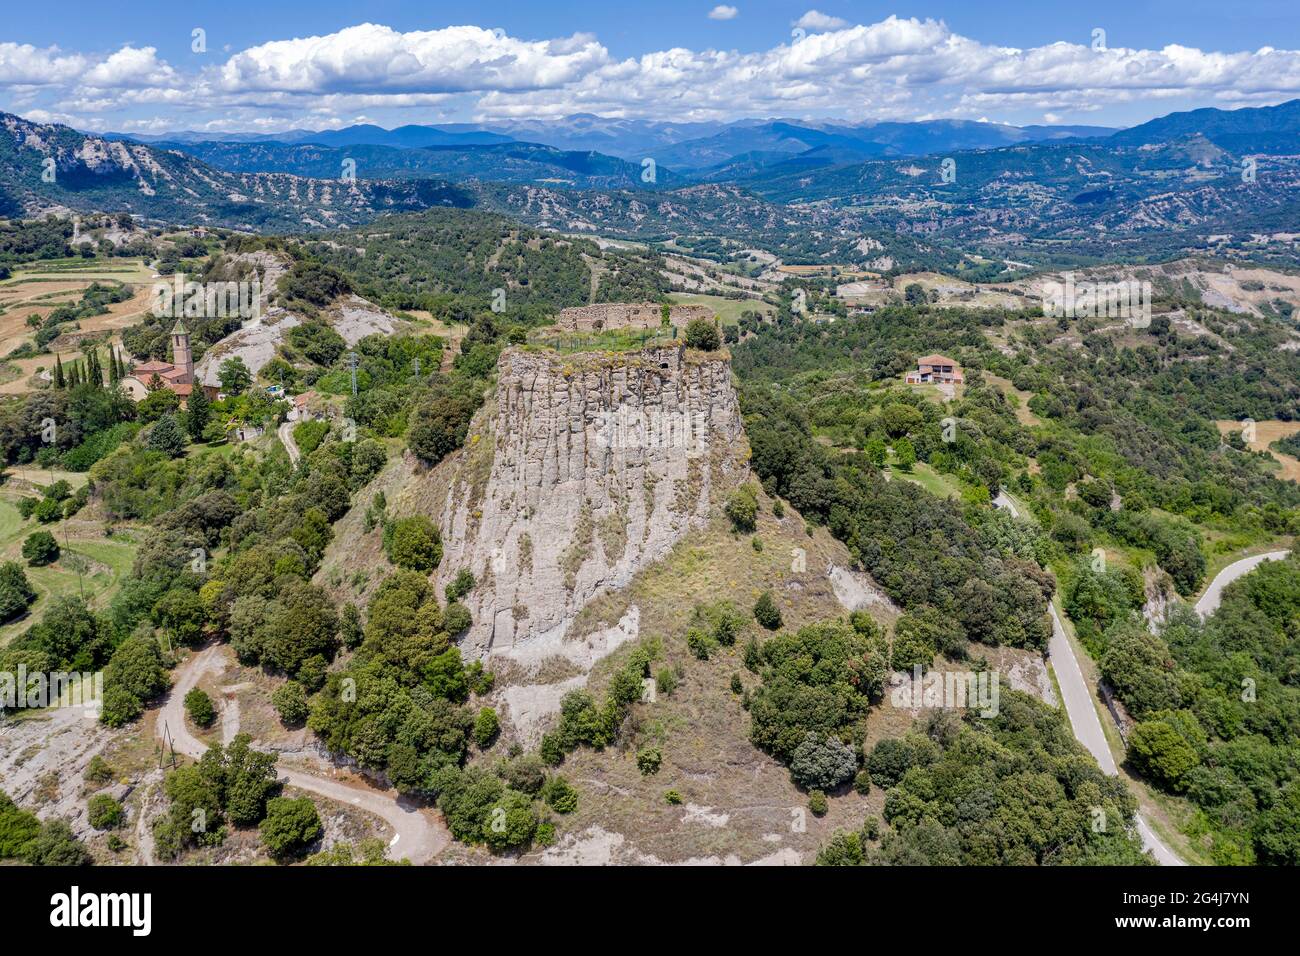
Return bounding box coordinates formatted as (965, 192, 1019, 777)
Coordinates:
(2, 1, 1297, 132)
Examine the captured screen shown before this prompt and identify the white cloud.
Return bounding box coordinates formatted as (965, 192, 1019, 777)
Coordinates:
(708, 6, 739, 21)
(80, 47, 179, 89)
(215, 23, 608, 95)
(0, 42, 87, 87)
(795, 10, 849, 31)
(4, 17, 1299, 130)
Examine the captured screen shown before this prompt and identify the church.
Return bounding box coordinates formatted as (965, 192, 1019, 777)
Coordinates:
(120, 319, 206, 404)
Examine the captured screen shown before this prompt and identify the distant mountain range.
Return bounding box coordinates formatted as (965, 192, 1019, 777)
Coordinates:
(151, 139, 682, 191)
(4, 100, 1298, 269)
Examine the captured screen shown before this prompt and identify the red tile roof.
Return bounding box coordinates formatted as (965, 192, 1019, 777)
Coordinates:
(917, 354, 959, 366)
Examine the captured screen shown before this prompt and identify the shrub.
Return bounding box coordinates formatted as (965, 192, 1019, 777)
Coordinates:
(445, 569, 476, 603)
(686, 627, 711, 660)
(383, 516, 443, 571)
(87, 794, 124, 830)
(473, 707, 500, 749)
(272, 681, 309, 725)
(655, 668, 677, 696)
(184, 688, 216, 728)
(636, 747, 662, 776)
(539, 732, 565, 767)
(443, 601, 472, 635)
(816, 830, 865, 866)
(664, 789, 683, 805)
(21, 820, 90, 865)
(730, 673, 744, 695)
(83, 756, 114, 786)
(853, 770, 873, 795)
(724, 485, 758, 532)
(542, 775, 579, 814)
(753, 591, 782, 630)
(22, 531, 59, 567)
(500, 755, 546, 795)
(808, 790, 829, 816)
(790, 731, 858, 791)
(260, 797, 323, 861)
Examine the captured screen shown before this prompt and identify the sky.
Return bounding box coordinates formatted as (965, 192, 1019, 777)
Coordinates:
(1, 1, 1298, 134)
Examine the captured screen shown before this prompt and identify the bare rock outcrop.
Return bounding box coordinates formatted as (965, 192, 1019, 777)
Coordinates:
(417, 345, 748, 712)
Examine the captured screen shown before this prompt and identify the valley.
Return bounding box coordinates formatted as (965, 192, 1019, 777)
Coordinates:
(1, 85, 1299, 880)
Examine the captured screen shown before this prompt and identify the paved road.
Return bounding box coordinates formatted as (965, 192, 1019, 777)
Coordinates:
(1048, 605, 1184, 865)
(277, 420, 300, 464)
(1194, 551, 1290, 617)
(997, 492, 1183, 865)
(157, 644, 447, 863)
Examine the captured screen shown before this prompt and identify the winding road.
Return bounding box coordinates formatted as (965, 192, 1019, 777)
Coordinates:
(156, 644, 447, 863)
(995, 492, 1184, 865)
(1194, 550, 1290, 617)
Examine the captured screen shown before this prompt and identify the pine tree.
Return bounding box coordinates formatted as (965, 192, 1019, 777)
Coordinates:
(53, 354, 65, 389)
(185, 386, 211, 442)
(86, 348, 102, 388)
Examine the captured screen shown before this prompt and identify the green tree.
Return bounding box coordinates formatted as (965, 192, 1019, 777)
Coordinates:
(21, 531, 59, 567)
(87, 794, 124, 830)
(185, 386, 211, 441)
(684, 318, 721, 351)
(1128, 713, 1202, 791)
(218, 356, 252, 396)
(384, 516, 443, 571)
(184, 688, 216, 728)
(753, 590, 782, 630)
(259, 797, 323, 861)
(272, 681, 309, 725)
(894, 437, 917, 471)
(790, 731, 858, 791)
(473, 707, 500, 749)
(148, 415, 188, 457)
(0, 561, 37, 620)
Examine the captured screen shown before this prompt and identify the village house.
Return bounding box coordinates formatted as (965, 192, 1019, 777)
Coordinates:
(905, 354, 965, 385)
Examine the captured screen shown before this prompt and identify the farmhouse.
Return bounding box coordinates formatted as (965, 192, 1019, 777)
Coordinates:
(905, 354, 964, 385)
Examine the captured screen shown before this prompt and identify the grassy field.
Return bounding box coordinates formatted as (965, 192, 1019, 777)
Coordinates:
(0, 257, 153, 394)
(0, 495, 140, 646)
(888, 460, 964, 500)
(667, 292, 774, 326)
(1214, 419, 1300, 482)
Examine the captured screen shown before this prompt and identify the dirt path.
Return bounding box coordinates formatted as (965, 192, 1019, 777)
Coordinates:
(277, 420, 301, 464)
(156, 644, 448, 863)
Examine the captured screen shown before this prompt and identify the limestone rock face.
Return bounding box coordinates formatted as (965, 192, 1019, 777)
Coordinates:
(431, 345, 748, 671)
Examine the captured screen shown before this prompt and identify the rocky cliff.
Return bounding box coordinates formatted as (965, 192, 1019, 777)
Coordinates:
(404, 345, 747, 729)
